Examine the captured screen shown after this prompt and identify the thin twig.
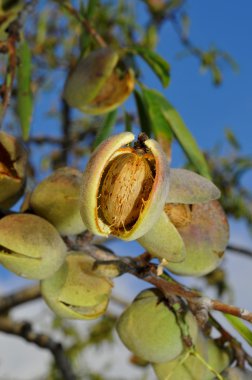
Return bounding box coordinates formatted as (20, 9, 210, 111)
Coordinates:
(96, 251, 252, 324)
(0, 316, 76, 380)
(60, 99, 71, 165)
(54, 0, 107, 48)
(209, 313, 252, 367)
(0, 284, 41, 314)
(227, 244, 252, 258)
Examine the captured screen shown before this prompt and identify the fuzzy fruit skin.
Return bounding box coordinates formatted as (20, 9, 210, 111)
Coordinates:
(80, 132, 170, 241)
(116, 288, 198, 363)
(30, 167, 86, 235)
(63, 47, 135, 115)
(164, 200, 229, 276)
(167, 169, 220, 204)
(0, 213, 67, 279)
(41, 251, 113, 320)
(153, 333, 231, 380)
(137, 168, 226, 264)
(0, 132, 27, 209)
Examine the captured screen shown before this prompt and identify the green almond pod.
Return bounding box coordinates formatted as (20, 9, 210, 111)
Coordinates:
(116, 288, 198, 363)
(164, 200, 229, 276)
(137, 168, 222, 263)
(0, 213, 67, 279)
(0, 132, 27, 209)
(137, 211, 186, 262)
(63, 47, 135, 115)
(80, 132, 170, 241)
(153, 333, 231, 380)
(41, 251, 113, 320)
(167, 169, 221, 204)
(30, 167, 86, 235)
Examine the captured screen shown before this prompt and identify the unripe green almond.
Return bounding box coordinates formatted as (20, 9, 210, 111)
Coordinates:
(41, 251, 113, 320)
(164, 201, 229, 277)
(0, 132, 27, 209)
(63, 47, 135, 115)
(0, 214, 67, 279)
(116, 288, 198, 363)
(30, 167, 86, 235)
(153, 333, 231, 380)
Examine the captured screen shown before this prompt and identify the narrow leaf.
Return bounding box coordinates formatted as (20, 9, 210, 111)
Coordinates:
(225, 314, 252, 346)
(141, 87, 211, 178)
(132, 46, 170, 87)
(141, 87, 173, 157)
(134, 89, 152, 136)
(161, 101, 211, 178)
(86, 0, 99, 18)
(17, 40, 33, 140)
(124, 111, 132, 132)
(92, 109, 118, 149)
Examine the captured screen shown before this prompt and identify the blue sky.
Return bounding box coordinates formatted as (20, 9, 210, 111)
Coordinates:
(137, 0, 252, 158)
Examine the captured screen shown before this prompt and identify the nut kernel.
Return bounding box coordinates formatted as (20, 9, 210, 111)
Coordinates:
(99, 152, 154, 232)
(80, 132, 170, 241)
(164, 204, 192, 228)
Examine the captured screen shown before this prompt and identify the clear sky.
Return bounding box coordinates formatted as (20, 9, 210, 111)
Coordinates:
(136, 1, 252, 166)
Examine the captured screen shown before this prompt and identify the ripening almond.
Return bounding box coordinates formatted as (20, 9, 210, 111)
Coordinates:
(80, 132, 170, 241)
(116, 288, 198, 363)
(0, 132, 27, 209)
(30, 167, 86, 235)
(63, 48, 135, 115)
(41, 251, 113, 320)
(138, 169, 229, 274)
(0, 214, 67, 279)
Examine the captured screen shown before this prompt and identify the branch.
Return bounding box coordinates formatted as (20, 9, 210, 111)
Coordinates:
(0, 316, 76, 380)
(210, 313, 252, 368)
(0, 284, 41, 314)
(54, 0, 107, 48)
(227, 244, 252, 258)
(93, 251, 252, 324)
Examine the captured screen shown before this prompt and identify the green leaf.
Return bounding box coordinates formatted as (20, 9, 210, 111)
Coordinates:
(92, 109, 118, 149)
(140, 87, 172, 150)
(124, 110, 133, 132)
(162, 106, 211, 178)
(134, 89, 152, 136)
(17, 40, 33, 140)
(86, 0, 99, 18)
(132, 46, 170, 87)
(225, 128, 240, 150)
(225, 314, 252, 346)
(141, 87, 211, 178)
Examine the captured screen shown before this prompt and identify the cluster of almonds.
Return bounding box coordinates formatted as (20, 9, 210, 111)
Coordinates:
(0, 47, 235, 379)
(117, 288, 232, 380)
(0, 128, 234, 378)
(80, 132, 229, 276)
